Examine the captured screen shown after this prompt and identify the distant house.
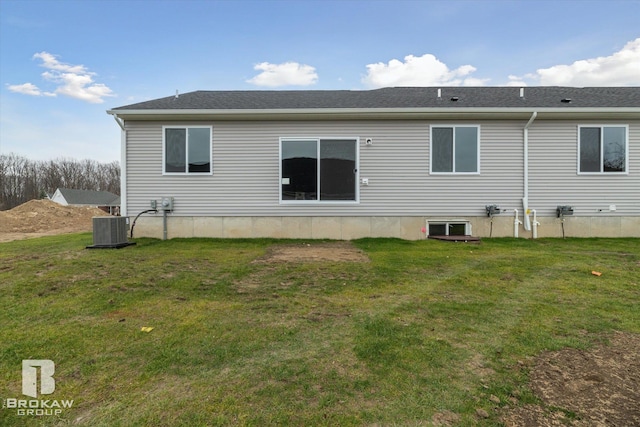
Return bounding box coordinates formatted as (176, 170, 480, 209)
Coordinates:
(107, 87, 640, 239)
(51, 188, 120, 215)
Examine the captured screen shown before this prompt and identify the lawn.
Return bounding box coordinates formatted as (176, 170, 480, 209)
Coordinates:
(1, 235, 638, 426)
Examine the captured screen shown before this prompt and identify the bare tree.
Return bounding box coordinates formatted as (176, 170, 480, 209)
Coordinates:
(0, 153, 120, 211)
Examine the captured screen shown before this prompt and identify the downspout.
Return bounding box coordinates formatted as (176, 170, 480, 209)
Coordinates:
(112, 114, 125, 131)
(110, 113, 127, 217)
(523, 111, 537, 231)
(120, 125, 127, 217)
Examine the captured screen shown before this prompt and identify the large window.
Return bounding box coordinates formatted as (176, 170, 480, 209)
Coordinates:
(280, 138, 358, 202)
(578, 126, 627, 174)
(163, 126, 212, 174)
(430, 126, 479, 174)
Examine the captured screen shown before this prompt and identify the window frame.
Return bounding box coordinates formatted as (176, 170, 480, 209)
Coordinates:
(429, 125, 481, 175)
(577, 125, 628, 175)
(279, 137, 360, 204)
(162, 125, 213, 175)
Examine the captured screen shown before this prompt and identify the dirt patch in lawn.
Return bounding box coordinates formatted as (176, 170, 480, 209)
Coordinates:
(501, 331, 640, 426)
(254, 241, 370, 263)
(0, 199, 109, 242)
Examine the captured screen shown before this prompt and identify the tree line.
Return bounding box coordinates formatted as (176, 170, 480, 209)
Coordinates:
(0, 153, 120, 211)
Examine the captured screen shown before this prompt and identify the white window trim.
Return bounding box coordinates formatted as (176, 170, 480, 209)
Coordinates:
(429, 125, 481, 175)
(162, 125, 213, 175)
(577, 124, 629, 175)
(279, 137, 360, 204)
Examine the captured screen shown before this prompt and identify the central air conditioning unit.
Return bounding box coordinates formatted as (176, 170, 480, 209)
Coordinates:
(87, 216, 135, 249)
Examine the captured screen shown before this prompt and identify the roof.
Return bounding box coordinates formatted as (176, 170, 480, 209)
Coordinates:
(108, 87, 640, 121)
(55, 188, 120, 206)
(112, 87, 640, 110)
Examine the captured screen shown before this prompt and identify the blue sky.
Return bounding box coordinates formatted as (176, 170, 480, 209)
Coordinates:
(1, 0, 639, 162)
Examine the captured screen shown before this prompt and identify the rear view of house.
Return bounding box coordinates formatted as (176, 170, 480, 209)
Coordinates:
(108, 87, 640, 239)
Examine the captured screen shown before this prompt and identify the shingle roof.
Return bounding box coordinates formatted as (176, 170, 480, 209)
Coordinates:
(112, 87, 640, 110)
(56, 188, 120, 206)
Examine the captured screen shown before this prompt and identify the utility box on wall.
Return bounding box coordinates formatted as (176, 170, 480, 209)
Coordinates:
(556, 206, 574, 217)
(88, 216, 135, 249)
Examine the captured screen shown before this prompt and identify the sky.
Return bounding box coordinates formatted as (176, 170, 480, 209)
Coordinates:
(1, 0, 639, 163)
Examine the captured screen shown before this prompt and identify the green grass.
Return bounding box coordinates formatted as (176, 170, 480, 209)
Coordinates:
(1, 235, 639, 426)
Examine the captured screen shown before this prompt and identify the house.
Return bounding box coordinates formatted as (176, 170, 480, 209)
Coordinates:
(107, 87, 640, 240)
(51, 188, 120, 215)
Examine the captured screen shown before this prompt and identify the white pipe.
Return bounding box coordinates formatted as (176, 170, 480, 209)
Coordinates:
(532, 209, 540, 239)
(108, 111, 127, 216)
(524, 111, 538, 130)
(111, 114, 125, 131)
(514, 209, 522, 238)
(120, 127, 127, 217)
(522, 111, 537, 231)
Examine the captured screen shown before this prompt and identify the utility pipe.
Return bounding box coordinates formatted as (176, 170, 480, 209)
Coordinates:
(532, 209, 540, 239)
(513, 209, 523, 238)
(163, 209, 168, 240)
(522, 111, 537, 232)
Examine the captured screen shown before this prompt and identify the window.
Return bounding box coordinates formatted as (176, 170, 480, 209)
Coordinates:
(280, 138, 358, 202)
(428, 221, 471, 236)
(163, 126, 212, 174)
(578, 126, 627, 174)
(430, 126, 479, 174)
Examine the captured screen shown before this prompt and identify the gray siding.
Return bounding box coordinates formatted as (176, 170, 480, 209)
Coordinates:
(528, 120, 640, 217)
(124, 119, 638, 219)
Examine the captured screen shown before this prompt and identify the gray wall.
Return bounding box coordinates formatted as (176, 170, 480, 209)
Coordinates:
(124, 119, 639, 220)
(529, 121, 639, 217)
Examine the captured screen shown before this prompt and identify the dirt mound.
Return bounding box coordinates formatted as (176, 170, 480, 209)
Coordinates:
(0, 199, 109, 241)
(502, 331, 640, 426)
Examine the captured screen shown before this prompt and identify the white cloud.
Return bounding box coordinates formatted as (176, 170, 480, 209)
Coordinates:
(33, 51, 88, 74)
(41, 70, 114, 104)
(515, 38, 640, 86)
(8, 52, 114, 103)
(247, 62, 318, 87)
(506, 75, 527, 87)
(7, 82, 55, 97)
(362, 54, 488, 88)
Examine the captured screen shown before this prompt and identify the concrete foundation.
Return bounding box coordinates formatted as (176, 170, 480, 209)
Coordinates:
(130, 215, 640, 240)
